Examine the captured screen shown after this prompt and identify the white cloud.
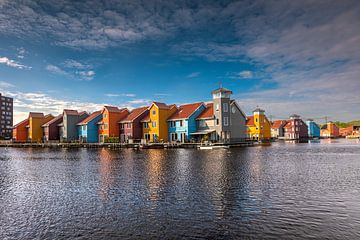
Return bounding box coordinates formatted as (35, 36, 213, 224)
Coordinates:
(186, 72, 200, 78)
(0, 81, 14, 89)
(127, 99, 151, 105)
(77, 70, 95, 81)
(0, 56, 31, 69)
(238, 71, 253, 79)
(46, 64, 68, 75)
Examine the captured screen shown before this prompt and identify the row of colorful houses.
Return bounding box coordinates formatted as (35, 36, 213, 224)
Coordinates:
(13, 87, 268, 143)
(270, 115, 344, 140)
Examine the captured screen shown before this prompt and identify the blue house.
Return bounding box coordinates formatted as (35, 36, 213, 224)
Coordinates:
(167, 102, 206, 143)
(306, 119, 320, 138)
(77, 110, 102, 143)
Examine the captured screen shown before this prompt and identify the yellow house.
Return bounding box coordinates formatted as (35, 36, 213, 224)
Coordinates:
(246, 108, 271, 141)
(145, 102, 177, 142)
(27, 112, 54, 142)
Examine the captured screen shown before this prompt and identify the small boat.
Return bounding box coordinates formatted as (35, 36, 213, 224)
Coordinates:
(198, 145, 230, 150)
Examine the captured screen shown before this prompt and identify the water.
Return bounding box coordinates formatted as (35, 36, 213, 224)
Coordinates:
(1, 139, 360, 239)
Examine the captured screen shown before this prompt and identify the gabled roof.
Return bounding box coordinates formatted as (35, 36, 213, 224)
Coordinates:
(13, 118, 29, 128)
(246, 116, 254, 126)
(284, 121, 292, 129)
(77, 111, 102, 125)
(119, 106, 148, 123)
(149, 102, 176, 110)
(42, 114, 63, 127)
(211, 87, 233, 94)
(103, 106, 124, 113)
(168, 102, 204, 121)
(196, 103, 214, 120)
(78, 111, 88, 116)
(230, 100, 247, 119)
(272, 120, 287, 129)
(140, 112, 150, 122)
(253, 108, 265, 113)
(29, 112, 44, 118)
(63, 109, 79, 115)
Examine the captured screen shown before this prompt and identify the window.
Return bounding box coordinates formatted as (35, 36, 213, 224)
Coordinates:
(104, 124, 108, 130)
(103, 113, 107, 118)
(224, 117, 229, 126)
(216, 104, 219, 111)
(232, 106, 236, 114)
(256, 118, 258, 123)
(199, 120, 206, 127)
(83, 125, 87, 131)
(216, 118, 219, 125)
(144, 122, 149, 128)
(179, 120, 183, 127)
(121, 123, 124, 129)
(152, 110, 156, 115)
(152, 121, 157, 128)
(223, 103, 228, 112)
(295, 121, 298, 126)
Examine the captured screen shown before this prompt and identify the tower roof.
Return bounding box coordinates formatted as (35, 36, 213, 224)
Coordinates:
(211, 87, 233, 95)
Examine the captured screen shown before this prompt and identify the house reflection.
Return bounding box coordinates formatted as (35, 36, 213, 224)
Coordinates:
(98, 148, 115, 201)
(146, 149, 166, 203)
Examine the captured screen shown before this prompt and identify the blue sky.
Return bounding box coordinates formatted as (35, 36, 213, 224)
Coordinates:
(0, 0, 359, 123)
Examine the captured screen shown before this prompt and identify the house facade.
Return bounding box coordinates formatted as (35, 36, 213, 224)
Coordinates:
(77, 111, 102, 143)
(340, 126, 360, 137)
(27, 113, 54, 142)
(271, 120, 287, 138)
(194, 103, 217, 142)
(59, 110, 89, 142)
(193, 88, 247, 143)
(246, 108, 271, 141)
(12, 118, 29, 142)
(42, 114, 63, 141)
(168, 102, 206, 143)
(119, 106, 148, 143)
(98, 106, 129, 143)
(283, 114, 308, 140)
(306, 119, 320, 138)
(320, 122, 340, 138)
(145, 102, 177, 142)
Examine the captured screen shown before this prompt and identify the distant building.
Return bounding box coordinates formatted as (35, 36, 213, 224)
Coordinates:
(306, 119, 320, 138)
(340, 126, 360, 137)
(0, 93, 13, 139)
(42, 114, 63, 142)
(59, 110, 88, 142)
(77, 111, 102, 143)
(246, 108, 271, 141)
(168, 102, 206, 143)
(146, 102, 177, 143)
(283, 114, 308, 140)
(271, 120, 287, 138)
(194, 88, 247, 143)
(119, 106, 149, 143)
(98, 106, 129, 143)
(12, 118, 29, 142)
(27, 112, 54, 142)
(321, 122, 340, 138)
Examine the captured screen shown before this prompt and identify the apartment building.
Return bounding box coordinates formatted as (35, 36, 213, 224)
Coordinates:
(0, 93, 13, 140)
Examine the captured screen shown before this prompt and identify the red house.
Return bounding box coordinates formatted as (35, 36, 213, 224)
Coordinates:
(42, 114, 63, 141)
(283, 114, 308, 140)
(119, 106, 149, 143)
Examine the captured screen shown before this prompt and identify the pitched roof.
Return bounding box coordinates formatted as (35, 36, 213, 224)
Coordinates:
(284, 121, 292, 129)
(29, 112, 44, 118)
(77, 111, 102, 125)
(140, 112, 150, 122)
(253, 108, 265, 113)
(119, 106, 148, 123)
(196, 103, 214, 120)
(272, 120, 287, 129)
(168, 102, 204, 120)
(211, 87, 233, 94)
(13, 118, 29, 128)
(42, 114, 63, 127)
(246, 116, 254, 126)
(103, 106, 126, 113)
(63, 109, 79, 115)
(150, 102, 176, 110)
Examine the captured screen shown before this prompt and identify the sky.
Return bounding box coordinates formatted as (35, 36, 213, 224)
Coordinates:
(0, 0, 359, 124)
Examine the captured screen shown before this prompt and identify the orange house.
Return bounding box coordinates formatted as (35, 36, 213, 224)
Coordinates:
(12, 118, 29, 142)
(27, 112, 54, 142)
(321, 122, 340, 138)
(98, 106, 129, 143)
